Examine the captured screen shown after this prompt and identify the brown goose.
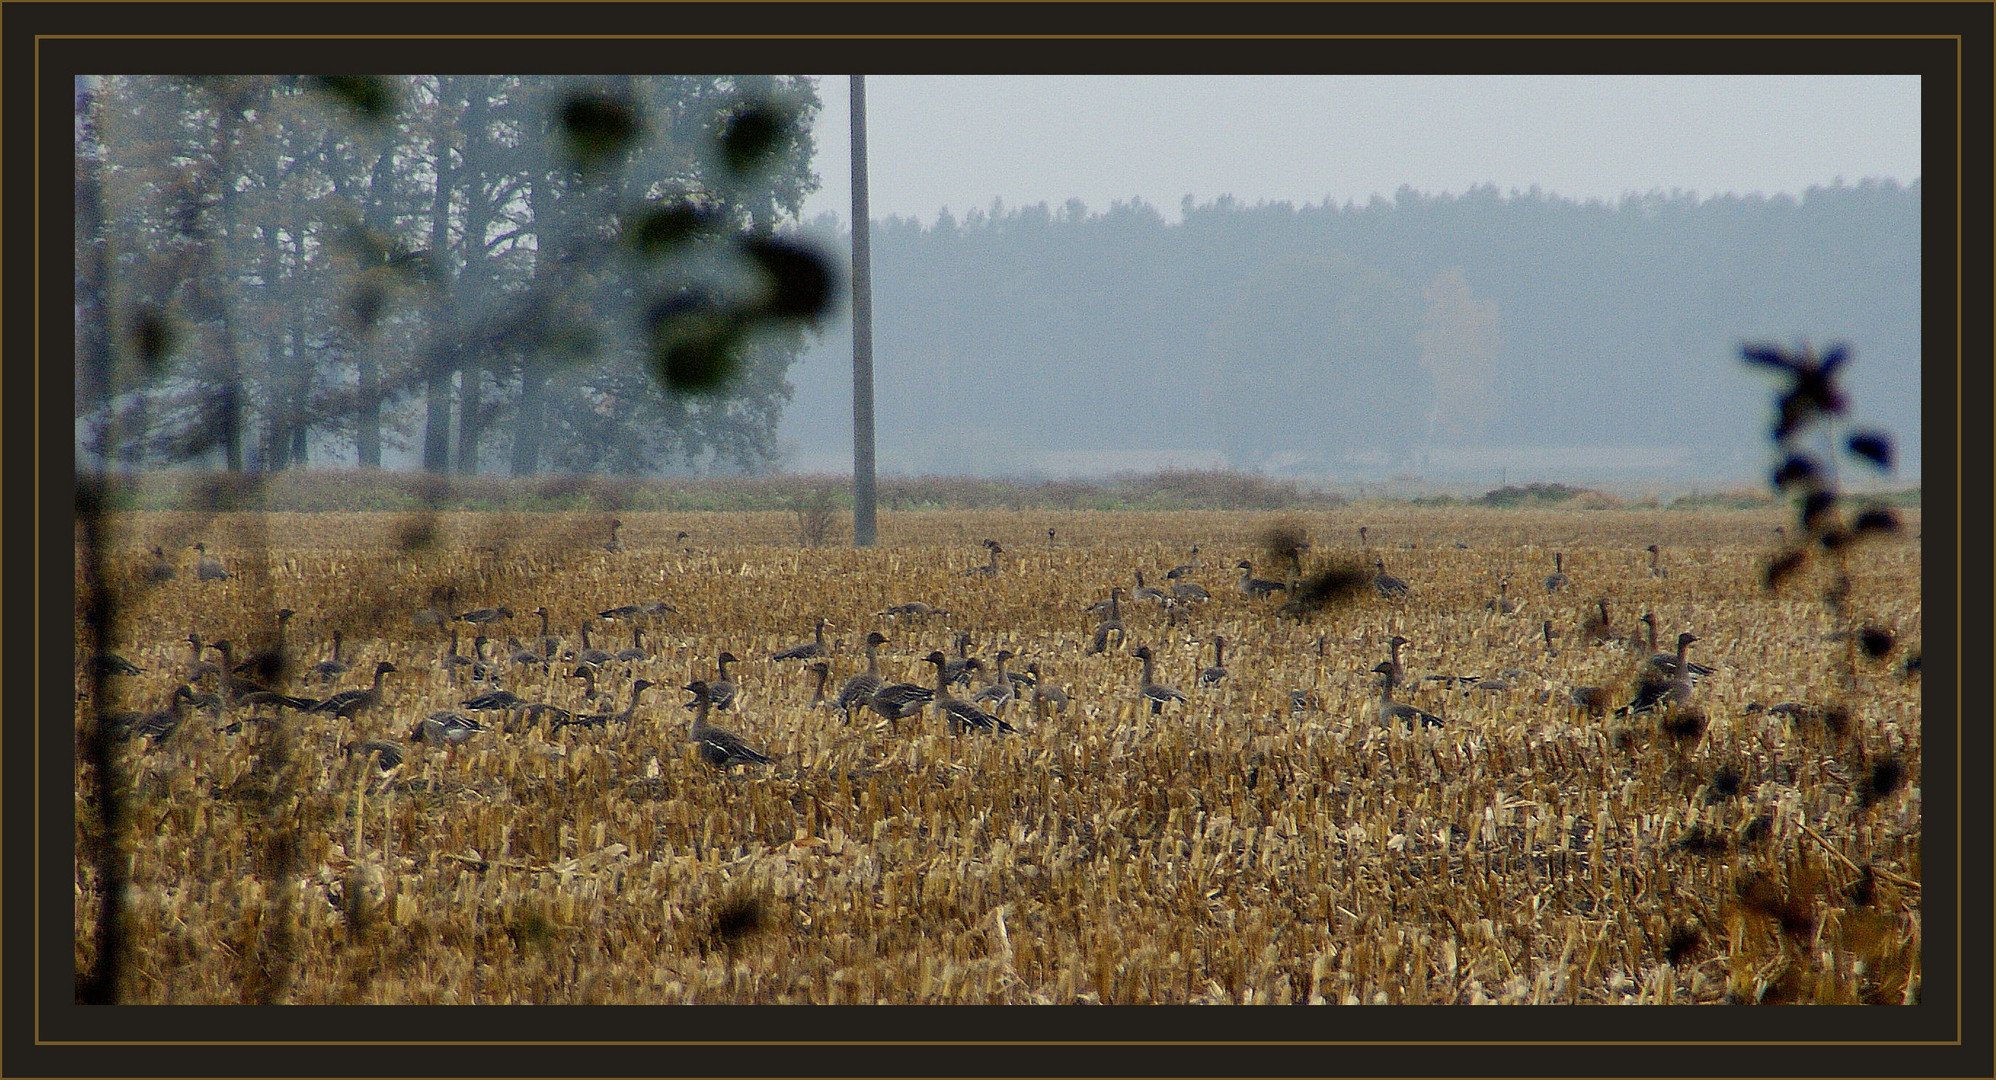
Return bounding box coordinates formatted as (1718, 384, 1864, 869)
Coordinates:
(837, 632, 890, 720)
(145, 545, 177, 583)
(972, 649, 1018, 711)
(309, 660, 397, 720)
(1087, 590, 1127, 656)
(1132, 645, 1186, 715)
(1027, 661, 1068, 716)
(1544, 552, 1569, 593)
(804, 661, 833, 707)
(1373, 661, 1443, 730)
(1198, 636, 1229, 687)
(1236, 560, 1286, 599)
(603, 518, 625, 553)
(1618, 632, 1699, 716)
(963, 539, 1002, 578)
(193, 541, 230, 582)
(773, 618, 831, 661)
(683, 680, 771, 768)
(924, 651, 1013, 734)
(311, 629, 351, 684)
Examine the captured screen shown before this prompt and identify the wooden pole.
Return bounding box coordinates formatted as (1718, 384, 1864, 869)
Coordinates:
(850, 75, 878, 547)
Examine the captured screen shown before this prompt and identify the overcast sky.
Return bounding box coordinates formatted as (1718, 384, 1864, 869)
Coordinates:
(799, 75, 1921, 227)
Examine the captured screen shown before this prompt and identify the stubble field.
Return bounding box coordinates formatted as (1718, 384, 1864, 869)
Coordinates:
(73, 506, 1921, 1005)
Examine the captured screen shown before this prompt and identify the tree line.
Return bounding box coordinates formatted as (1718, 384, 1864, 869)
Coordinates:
(787, 180, 1919, 480)
(75, 74, 827, 479)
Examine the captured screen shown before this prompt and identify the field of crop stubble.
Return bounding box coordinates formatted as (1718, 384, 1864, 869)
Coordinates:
(74, 506, 1920, 1005)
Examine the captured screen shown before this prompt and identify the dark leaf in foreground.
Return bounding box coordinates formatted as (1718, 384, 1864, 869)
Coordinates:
(1771, 455, 1818, 490)
(131, 309, 175, 374)
(1762, 550, 1807, 590)
(1663, 924, 1703, 966)
(1845, 430, 1893, 468)
(708, 895, 766, 942)
(719, 105, 785, 178)
(560, 93, 641, 169)
(740, 235, 833, 319)
(1857, 756, 1904, 810)
(630, 200, 718, 254)
(309, 75, 394, 120)
(1851, 508, 1900, 538)
(1857, 625, 1895, 658)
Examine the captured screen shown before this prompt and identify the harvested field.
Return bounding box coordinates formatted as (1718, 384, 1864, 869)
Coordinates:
(73, 507, 1921, 1005)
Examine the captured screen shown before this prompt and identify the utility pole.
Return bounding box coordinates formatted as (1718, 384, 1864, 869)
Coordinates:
(850, 75, 878, 547)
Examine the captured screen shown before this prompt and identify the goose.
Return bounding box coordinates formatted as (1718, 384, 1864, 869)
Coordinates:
(554, 679, 654, 732)
(1618, 633, 1699, 716)
(112, 685, 198, 743)
(193, 541, 230, 582)
(343, 738, 406, 773)
(1166, 569, 1211, 603)
(804, 661, 832, 708)
(145, 545, 177, 583)
(184, 633, 221, 681)
(1580, 599, 1617, 647)
(881, 601, 948, 619)
(454, 605, 514, 626)
(1567, 685, 1611, 718)
(1198, 636, 1229, 687)
(1541, 620, 1559, 658)
(942, 632, 979, 686)
(773, 618, 831, 661)
(507, 636, 549, 668)
(925, 650, 1013, 734)
(309, 661, 397, 720)
(1639, 614, 1716, 679)
(1485, 577, 1517, 615)
(964, 539, 1002, 577)
(570, 664, 603, 702)
(311, 630, 352, 684)
(615, 625, 650, 664)
(1168, 545, 1203, 579)
(1646, 543, 1667, 579)
(532, 606, 557, 649)
(206, 640, 317, 713)
(1132, 570, 1169, 604)
(440, 625, 476, 679)
(972, 649, 1018, 711)
(409, 711, 486, 763)
(571, 623, 615, 668)
(1373, 661, 1443, 730)
(1544, 552, 1569, 593)
(683, 680, 772, 768)
(837, 632, 890, 720)
(867, 670, 936, 730)
(461, 687, 527, 713)
(1026, 662, 1068, 716)
(1384, 635, 1410, 688)
(1087, 589, 1127, 655)
(603, 518, 624, 553)
(1132, 645, 1187, 715)
(1236, 560, 1286, 599)
(1372, 558, 1409, 598)
(700, 651, 741, 710)
(232, 608, 296, 681)
(1358, 526, 1370, 550)
(91, 651, 143, 677)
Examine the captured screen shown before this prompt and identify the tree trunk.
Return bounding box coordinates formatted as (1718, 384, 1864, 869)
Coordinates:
(510, 361, 543, 477)
(356, 352, 381, 468)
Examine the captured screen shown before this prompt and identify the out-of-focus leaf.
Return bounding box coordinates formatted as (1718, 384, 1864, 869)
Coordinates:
(309, 76, 395, 121)
(646, 292, 742, 392)
(1762, 549, 1807, 590)
(740, 235, 833, 319)
(719, 105, 785, 178)
(1846, 430, 1893, 469)
(1741, 342, 1793, 371)
(1851, 508, 1900, 537)
(130, 308, 175, 374)
(630, 200, 718, 254)
(1771, 454, 1818, 490)
(560, 93, 641, 170)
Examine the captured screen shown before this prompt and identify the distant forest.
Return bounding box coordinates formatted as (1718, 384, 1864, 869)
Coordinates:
(782, 181, 1920, 484)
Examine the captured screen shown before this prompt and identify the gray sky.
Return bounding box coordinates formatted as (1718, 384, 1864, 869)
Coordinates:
(800, 75, 1921, 226)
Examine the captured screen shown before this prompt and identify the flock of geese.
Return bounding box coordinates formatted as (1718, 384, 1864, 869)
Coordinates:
(93, 527, 1791, 777)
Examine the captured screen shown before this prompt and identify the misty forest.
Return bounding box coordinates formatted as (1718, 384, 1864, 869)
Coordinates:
(75, 75, 1918, 487)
